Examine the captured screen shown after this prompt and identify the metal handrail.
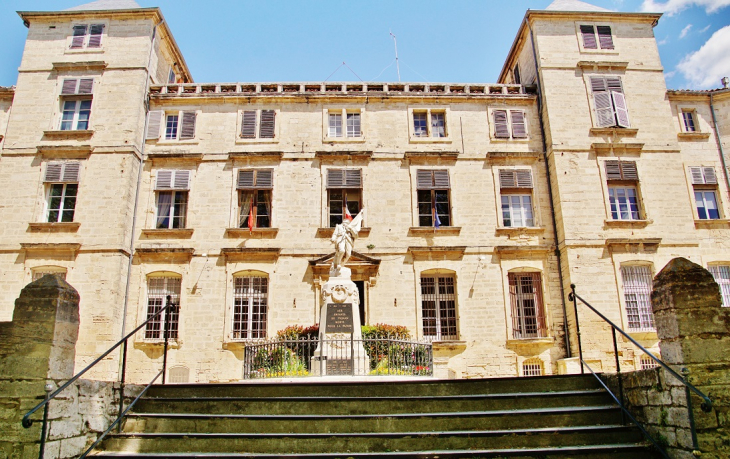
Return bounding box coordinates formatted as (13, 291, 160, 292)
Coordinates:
(569, 284, 712, 412)
(22, 296, 178, 459)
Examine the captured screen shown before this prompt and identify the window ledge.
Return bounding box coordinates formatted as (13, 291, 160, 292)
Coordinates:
(409, 137, 452, 144)
(152, 140, 200, 145)
(506, 337, 554, 346)
(431, 340, 467, 350)
(694, 218, 730, 228)
(678, 132, 711, 140)
(225, 227, 279, 238)
(223, 339, 267, 349)
(590, 128, 638, 137)
(627, 329, 657, 340)
(28, 222, 80, 233)
(408, 227, 461, 236)
(64, 48, 105, 55)
(43, 130, 94, 140)
(140, 228, 194, 239)
(235, 138, 279, 145)
(604, 219, 653, 228)
(495, 226, 545, 235)
(135, 339, 182, 349)
(490, 137, 530, 143)
(323, 137, 366, 144)
(317, 227, 371, 238)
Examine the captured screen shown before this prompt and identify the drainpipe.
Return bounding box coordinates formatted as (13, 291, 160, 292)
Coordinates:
(710, 92, 730, 200)
(526, 20, 572, 358)
(118, 19, 164, 372)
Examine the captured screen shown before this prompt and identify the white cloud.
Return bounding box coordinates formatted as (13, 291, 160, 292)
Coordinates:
(641, 0, 730, 15)
(658, 37, 670, 45)
(676, 25, 730, 88)
(680, 24, 693, 38)
(699, 24, 711, 33)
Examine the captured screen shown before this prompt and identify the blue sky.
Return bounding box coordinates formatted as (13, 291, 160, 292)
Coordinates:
(0, 0, 727, 89)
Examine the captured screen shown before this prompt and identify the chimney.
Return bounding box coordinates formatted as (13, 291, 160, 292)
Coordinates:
(723, 76, 729, 89)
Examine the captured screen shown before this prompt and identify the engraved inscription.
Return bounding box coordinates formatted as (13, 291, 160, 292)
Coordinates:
(325, 303, 353, 333)
(327, 358, 353, 375)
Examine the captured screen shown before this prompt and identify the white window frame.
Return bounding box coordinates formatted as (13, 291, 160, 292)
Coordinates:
(502, 195, 534, 227)
(495, 167, 538, 229)
(408, 107, 450, 142)
(155, 190, 188, 229)
(231, 273, 269, 340)
(608, 186, 641, 221)
(68, 23, 106, 50)
(508, 272, 547, 339)
(146, 110, 198, 142)
(323, 108, 365, 142)
(587, 75, 630, 129)
(420, 273, 458, 341)
(143, 275, 182, 341)
(600, 160, 646, 222)
(521, 358, 544, 376)
(620, 265, 655, 332)
(687, 166, 723, 220)
(576, 22, 617, 53)
(46, 183, 79, 223)
(43, 161, 81, 224)
(681, 109, 698, 132)
(708, 265, 730, 308)
(60, 99, 92, 131)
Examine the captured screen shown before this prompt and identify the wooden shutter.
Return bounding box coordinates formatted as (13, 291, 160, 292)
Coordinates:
(580, 25, 597, 49)
(259, 110, 275, 138)
(594, 92, 614, 127)
(156, 170, 190, 190)
(606, 160, 638, 181)
(146, 111, 163, 139)
(690, 167, 718, 185)
(61, 78, 93, 95)
(327, 169, 344, 189)
(240, 110, 256, 138)
(510, 111, 527, 138)
(494, 110, 510, 138)
(61, 79, 79, 95)
(71, 25, 87, 48)
(606, 77, 623, 94)
(77, 78, 94, 94)
(44, 162, 80, 183)
(500, 170, 532, 188)
(611, 92, 630, 128)
(88, 24, 104, 48)
(155, 170, 173, 189)
(327, 169, 361, 189)
(179, 111, 196, 139)
(237, 169, 273, 189)
(173, 170, 190, 190)
(596, 26, 614, 49)
(417, 169, 450, 189)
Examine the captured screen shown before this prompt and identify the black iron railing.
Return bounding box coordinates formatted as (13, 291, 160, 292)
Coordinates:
(243, 336, 433, 379)
(569, 284, 712, 457)
(22, 296, 178, 459)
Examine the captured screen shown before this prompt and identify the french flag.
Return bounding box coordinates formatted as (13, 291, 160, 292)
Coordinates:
(248, 197, 254, 233)
(344, 194, 353, 222)
(434, 208, 441, 229)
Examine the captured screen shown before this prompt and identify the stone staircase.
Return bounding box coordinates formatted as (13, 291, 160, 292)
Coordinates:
(91, 374, 661, 458)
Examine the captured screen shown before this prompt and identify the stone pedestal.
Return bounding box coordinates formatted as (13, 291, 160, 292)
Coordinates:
(311, 267, 369, 376)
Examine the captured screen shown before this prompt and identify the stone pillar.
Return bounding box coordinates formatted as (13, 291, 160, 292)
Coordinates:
(651, 257, 730, 458)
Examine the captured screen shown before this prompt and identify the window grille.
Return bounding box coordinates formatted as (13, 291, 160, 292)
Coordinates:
(621, 266, 655, 331)
(522, 358, 543, 376)
(168, 366, 190, 383)
(145, 277, 181, 340)
(233, 276, 268, 339)
(640, 355, 659, 370)
(421, 275, 457, 340)
(32, 270, 67, 282)
(708, 265, 730, 307)
(509, 273, 547, 339)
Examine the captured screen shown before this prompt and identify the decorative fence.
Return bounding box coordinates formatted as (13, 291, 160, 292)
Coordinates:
(243, 336, 433, 379)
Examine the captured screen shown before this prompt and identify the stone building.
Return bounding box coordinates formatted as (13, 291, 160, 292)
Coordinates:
(0, 0, 727, 383)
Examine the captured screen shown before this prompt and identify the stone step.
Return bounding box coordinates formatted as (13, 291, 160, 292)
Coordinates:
(143, 375, 603, 399)
(121, 405, 625, 434)
(98, 425, 646, 454)
(131, 389, 612, 415)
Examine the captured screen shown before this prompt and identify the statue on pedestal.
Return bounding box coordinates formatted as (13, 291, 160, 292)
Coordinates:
(330, 209, 365, 278)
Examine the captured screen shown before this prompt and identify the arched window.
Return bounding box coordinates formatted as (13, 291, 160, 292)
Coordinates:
(522, 358, 543, 377)
(420, 272, 457, 340)
(620, 265, 654, 331)
(508, 272, 546, 339)
(232, 272, 268, 340)
(708, 264, 730, 307)
(145, 273, 181, 340)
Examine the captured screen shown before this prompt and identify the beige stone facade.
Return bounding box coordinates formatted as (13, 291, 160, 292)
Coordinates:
(1, 0, 728, 384)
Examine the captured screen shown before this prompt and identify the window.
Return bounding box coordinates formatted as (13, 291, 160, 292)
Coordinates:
(327, 169, 362, 227)
(681, 109, 697, 132)
(493, 110, 527, 139)
(421, 274, 457, 340)
(146, 110, 197, 140)
(44, 162, 80, 223)
(690, 167, 720, 220)
(509, 273, 547, 339)
(499, 169, 534, 227)
(59, 78, 93, 131)
(154, 170, 190, 229)
(168, 366, 189, 383)
(513, 64, 521, 85)
(326, 109, 361, 138)
(411, 109, 447, 138)
(416, 169, 451, 227)
(522, 358, 543, 376)
(590, 76, 630, 128)
(605, 160, 641, 221)
(237, 169, 273, 229)
(232, 275, 268, 339)
(621, 265, 655, 331)
(708, 265, 730, 307)
(639, 355, 659, 370)
(70, 24, 104, 49)
(144, 276, 181, 340)
(580, 25, 614, 50)
(32, 267, 67, 282)
(240, 109, 276, 139)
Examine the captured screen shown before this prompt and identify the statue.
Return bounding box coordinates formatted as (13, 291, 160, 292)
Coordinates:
(330, 208, 365, 277)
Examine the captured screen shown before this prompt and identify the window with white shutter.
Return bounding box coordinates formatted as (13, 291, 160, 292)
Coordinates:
(237, 169, 273, 229)
(44, 162, 81, 223)
(499, 169, 535, 227)
(154, 170, 191, 229)
(605, 160, 642, 221)
(590, 76, 630, 128)
(326, 169, 362, 227)
(690, 166, 721, 220)
(59, 78, 94, 131)
(416, 169, 451, 227)
(69, 24, 105, 49)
